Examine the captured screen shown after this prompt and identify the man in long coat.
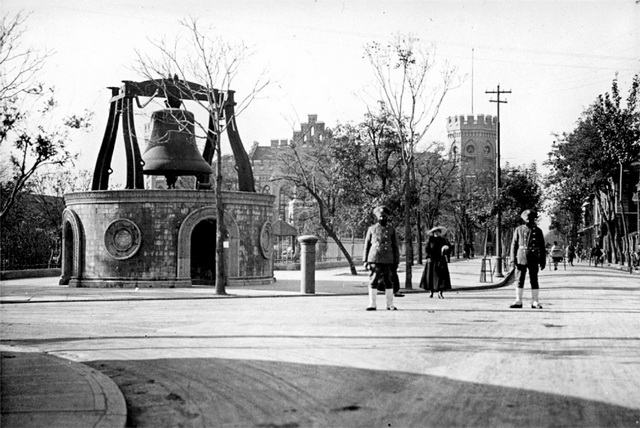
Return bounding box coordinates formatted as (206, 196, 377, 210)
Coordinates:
(510, 209, 546, 309)
(363, 205, 399, 311)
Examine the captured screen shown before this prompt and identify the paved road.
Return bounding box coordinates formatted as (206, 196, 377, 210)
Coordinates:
(1, 261, 639, 427)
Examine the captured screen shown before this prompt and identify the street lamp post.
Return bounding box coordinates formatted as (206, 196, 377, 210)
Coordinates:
(487, 84, 511, 278)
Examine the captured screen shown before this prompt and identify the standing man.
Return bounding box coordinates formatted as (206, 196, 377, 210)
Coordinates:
(510, 209, 546, 309)
(566, 241, 576, 266)
(363, 205, 400, 311)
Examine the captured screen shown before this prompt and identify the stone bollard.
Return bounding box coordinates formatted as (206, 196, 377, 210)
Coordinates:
(298, 235, 319, 294)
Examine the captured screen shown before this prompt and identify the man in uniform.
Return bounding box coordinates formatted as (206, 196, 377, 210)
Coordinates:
(510, 209, 546, 309)
(363, 205, 400, 311)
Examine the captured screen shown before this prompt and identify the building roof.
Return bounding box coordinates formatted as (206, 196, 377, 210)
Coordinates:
(251, 146, 275, 162)
(272, 219, 297, 236)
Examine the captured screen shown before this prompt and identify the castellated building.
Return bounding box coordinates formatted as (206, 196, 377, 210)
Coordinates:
(446, 114, 497, 177)
(250, 114, 328, 223)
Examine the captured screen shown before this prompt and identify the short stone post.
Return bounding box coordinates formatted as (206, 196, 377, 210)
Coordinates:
(298, 235, 318, 294)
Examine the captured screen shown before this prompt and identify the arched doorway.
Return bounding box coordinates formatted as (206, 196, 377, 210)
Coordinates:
(190, 219, 216, 285)
(60, 208, 82, 286)
(59, 221, 74, 285)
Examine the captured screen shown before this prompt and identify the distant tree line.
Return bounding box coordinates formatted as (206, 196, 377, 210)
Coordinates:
(545, 74, 639, 265)
(274, 99, 544, 278)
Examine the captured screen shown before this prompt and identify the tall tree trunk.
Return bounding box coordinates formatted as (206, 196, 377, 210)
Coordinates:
(404, 164, 413, 289)
(312, 189, 359, 275)
(321, 221, 358, 275)
(416, 210, 423, 265)
(215, 131, 228, 295)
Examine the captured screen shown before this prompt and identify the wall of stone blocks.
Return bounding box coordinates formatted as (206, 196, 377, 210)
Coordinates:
(63, 190, 275, 288)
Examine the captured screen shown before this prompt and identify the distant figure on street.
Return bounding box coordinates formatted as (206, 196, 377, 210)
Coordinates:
(576, 243, 584, 263)
(566, 242, 576, 266)
(591, 245, 603, 267)
(463, 242, 473, 260)
(550, 241, 564, 270)
(510, 209, 546, 309)
(419, 226, 451, 299)
(363, 205, 400, 311)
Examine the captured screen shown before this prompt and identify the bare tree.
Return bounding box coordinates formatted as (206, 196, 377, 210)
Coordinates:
(0, 13, 92, 221)
(135, 18, 269, 295)
(0, 12, 49, 104)
(30, 168, 92, 229)
(364, 34, 460, 288)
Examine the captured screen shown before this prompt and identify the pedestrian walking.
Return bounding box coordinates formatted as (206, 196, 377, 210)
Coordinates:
(463, 242, 473, 260)
(566, 241, 576, 266)
(591, 245, 603, 266)
(509, 209, 546, 309)
(550, 241, 563, 270)
(363, 205, 400, 311)
(418, 226, 451, 298)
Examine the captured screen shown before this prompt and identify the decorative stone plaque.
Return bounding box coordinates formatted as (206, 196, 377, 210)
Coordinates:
(259, 221, 274, 259)
(104, 219, 142, 260)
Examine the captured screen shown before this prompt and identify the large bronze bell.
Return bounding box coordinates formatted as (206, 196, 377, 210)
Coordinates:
(142, 109, 213, 182)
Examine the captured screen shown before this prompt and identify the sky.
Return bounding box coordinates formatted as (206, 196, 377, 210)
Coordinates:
(3, 0, 639, 189)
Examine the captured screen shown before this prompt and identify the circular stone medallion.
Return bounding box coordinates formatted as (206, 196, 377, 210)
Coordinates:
(104, 219, 142, 260)
(259, 221, 274, 259)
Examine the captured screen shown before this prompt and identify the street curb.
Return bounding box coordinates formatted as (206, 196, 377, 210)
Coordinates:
(0, 266, 515, 305)
(68, 356, 128, 428)
(0, 351, 127, 428)
(451, 267, 515, 291)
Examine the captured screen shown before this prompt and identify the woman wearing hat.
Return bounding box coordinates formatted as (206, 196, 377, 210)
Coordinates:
(419, 226, 452, 298)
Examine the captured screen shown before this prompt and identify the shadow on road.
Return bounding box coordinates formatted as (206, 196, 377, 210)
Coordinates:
(86, 357, 640, 427)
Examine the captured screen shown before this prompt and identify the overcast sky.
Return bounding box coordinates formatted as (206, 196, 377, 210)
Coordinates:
(3, 0, 639, 184)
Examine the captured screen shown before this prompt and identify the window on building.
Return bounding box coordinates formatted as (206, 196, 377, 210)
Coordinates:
(279, 186, 291, 219)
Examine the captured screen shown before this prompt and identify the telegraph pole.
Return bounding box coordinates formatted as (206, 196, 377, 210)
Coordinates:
(486, 84, 511, 278)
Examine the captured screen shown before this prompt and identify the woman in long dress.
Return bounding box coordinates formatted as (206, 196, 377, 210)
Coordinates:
(419, 226, 452, 298)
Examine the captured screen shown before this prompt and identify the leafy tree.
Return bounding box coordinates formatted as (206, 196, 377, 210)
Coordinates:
(545, 174, 587, 244)
(546, 74, 639, 264)
(414, 145, 458, 261)
(1, 168, 92, 270)
(333, 104, 405, 236)
(358, 102, 404, 199)
(499, 163, 544, 248)
(591, 74, 639, 262)
(0, 88, 92, 220)
(592, 74, 640, 169)
(446, 169, 495, 257)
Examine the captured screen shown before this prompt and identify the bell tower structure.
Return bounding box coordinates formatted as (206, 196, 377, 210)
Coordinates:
(446, 114, 496, 177)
